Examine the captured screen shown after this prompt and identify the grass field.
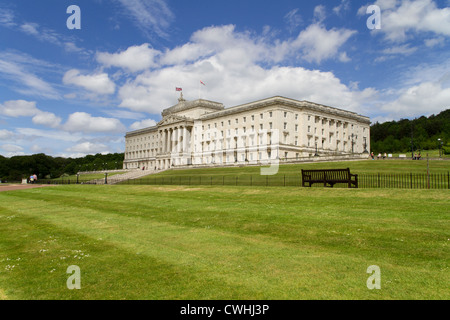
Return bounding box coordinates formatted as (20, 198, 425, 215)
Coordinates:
(0, 184, 448, 300)
(123, 159, 450, 189)
(52, 172, 126, 182)
(151, 159, 450, 177)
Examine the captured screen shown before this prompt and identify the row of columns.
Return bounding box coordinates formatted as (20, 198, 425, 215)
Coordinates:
(159, 126, 192, 155)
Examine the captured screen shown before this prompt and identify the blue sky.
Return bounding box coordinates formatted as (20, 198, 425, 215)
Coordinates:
(1, 0, 449, 157)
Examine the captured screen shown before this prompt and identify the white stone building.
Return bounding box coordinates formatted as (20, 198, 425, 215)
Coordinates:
(123, 95, 371, 170)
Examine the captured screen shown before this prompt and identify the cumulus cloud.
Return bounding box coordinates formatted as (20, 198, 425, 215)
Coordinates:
(116, 24, 362, 114)
(63, 69, 116, 95)
(359, 0, 450, 42)
(381, 80, 450, 118)
(0, 129, 14, 140)
(0, 100, 39, 117)
(66, 141, 110, 154)
(292, 23, 356, 63)
(64, 112, 125, 133)
(32, 111, 62, 128)
(96, 43, 160, 72)
(130, 119, 157, 130)
(0, 99, 62, 129)
(0, 144, 23, 153)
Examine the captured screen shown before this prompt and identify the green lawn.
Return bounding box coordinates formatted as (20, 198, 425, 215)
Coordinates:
(152, 159, 450, 177)
(50, 172, 126, 182)
(0, 184, 448, 300)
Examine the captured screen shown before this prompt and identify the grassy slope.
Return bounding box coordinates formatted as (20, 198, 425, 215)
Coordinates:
(0, 185, 448, 300)
(149, 159, 450, 177)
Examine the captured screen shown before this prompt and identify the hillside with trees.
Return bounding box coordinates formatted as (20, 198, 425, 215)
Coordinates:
(370, 109, 449, 155)
(0, 153, 124, 182)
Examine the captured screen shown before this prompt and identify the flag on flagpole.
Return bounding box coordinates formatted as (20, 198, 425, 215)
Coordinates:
(200, 80, 206, 86)
(176, 87, 182, 91)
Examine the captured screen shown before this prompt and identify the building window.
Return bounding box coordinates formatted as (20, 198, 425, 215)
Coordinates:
(252, 115, 254, 121)
(284, 122, 287, 130)
(236, 119, 238, 124)
(295, 114, 298, 120)
(260, 124, 263, 130)
(284, 112, 287, 118)
(295, 124, 298, 131)
(260, 113, 263, 119)
(269, 111, 272, 117)
(308, 126, 311, 133)
(243, 117, 246, 122)
(269, 122, 273, 129)
(228, 120, 231, 125)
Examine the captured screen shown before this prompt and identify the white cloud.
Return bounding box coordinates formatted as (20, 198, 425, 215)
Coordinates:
(424, 37, 445, 47)
(381, 44, 418, 55)
(97, 44, 160, 72)
(0, 144, 23, 153)
(360, 0, 450, 42)
(292, 24, 356, 63)
(284, 9, 303, 33)
(114, 0, 174, 39)
(0, 99, 62, 129)
(32, 111, 62, 128)
(16, 128, 86, 142)
(381, 80, 450, 118)
(66, 141, 109, 154)
(117, 24, 367, 115)
(333, 0, 351, 16)
(339, 52, 351, 62)
(0, 7, 16, 27)
(63, 69, 116, 95)
(0, 100, 39, 117)
(0, 57, 59, 99)
(0, 129, 14, 140)
(64, 112, 125, 133)
(313, 5, 327, 23)
(20, 22, 39, 35)
(130, 119, 157, 130)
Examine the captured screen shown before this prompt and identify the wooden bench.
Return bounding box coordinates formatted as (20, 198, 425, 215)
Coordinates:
(301, 168, 358, 188)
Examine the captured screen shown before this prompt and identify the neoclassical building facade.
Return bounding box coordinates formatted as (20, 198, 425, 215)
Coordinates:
(123, 95, 371, 170)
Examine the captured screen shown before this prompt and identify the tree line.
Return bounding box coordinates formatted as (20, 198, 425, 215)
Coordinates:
(370, 109, 449, 155)
(0, 153, 124, 182)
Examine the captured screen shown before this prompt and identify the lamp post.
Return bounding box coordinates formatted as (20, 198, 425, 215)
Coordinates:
(438, 138, 443, 157)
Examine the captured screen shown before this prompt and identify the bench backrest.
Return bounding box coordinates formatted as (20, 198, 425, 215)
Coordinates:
(302, 168, 351, 181)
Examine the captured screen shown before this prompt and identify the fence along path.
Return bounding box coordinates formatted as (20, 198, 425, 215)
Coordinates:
(121, 172, 450, 189)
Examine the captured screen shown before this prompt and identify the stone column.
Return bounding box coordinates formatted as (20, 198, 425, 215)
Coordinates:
(183, 126, 188, 153)
(177, 127, 182, 153)
(162, 130, 167, 153)
(168, 128, 173, 154)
